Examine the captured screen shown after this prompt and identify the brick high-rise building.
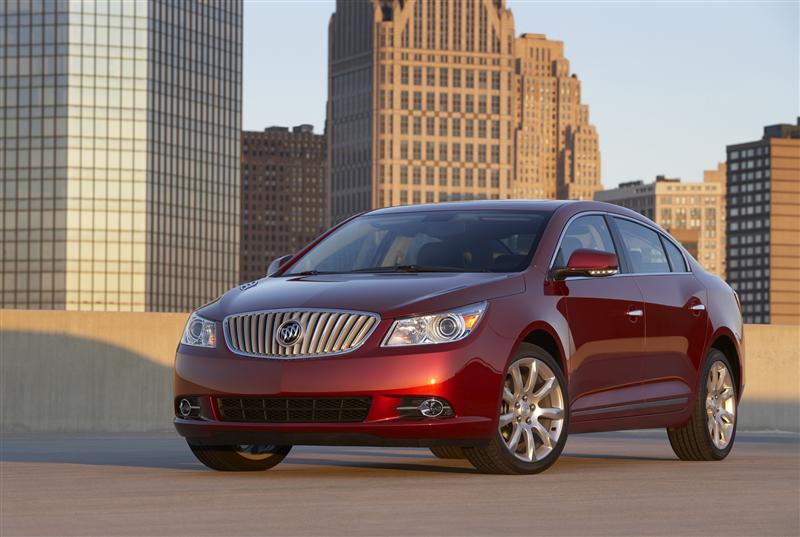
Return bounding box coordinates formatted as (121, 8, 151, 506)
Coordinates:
(595, 171, 727, 277)
(1, 0, 242, 311)
(513, 34, 601, 201)
(326, 0, 601, 223)
(240, 126, 327, 283)
(726, 120, 800, 325)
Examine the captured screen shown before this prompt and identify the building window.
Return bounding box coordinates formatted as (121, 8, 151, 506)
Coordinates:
(440, 68, 449, 87)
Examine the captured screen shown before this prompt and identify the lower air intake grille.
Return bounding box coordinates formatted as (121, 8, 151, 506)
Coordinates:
(217, 397, 371, 423)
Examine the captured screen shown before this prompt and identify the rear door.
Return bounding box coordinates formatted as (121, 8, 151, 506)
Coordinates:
(552, 214, 648, 419)
(610, 217, 709, 411)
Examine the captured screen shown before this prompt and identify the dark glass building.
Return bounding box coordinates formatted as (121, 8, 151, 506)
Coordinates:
(240, 125, 327, 283)
(1, 0, 242, 311)
(725, 120, 800, 325)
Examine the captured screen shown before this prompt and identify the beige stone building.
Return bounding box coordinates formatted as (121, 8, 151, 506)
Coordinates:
(595, 171, 727, 278)
(326, 0, 601, 223)
(513, 34, 601, 200)
(726, 120, 800, 325)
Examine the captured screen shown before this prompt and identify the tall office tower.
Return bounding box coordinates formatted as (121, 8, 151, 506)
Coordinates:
(513, 33, 601, 200)
(1, 0, 242, 311)
(326, 1, 602, 223)
(595, 173, 727, 277)
(240, 126, 327, 283)
(726, 120, 800, 325)
(327, 0, 518, 223)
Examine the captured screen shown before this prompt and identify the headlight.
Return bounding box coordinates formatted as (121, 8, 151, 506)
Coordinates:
(181, 313, 217, 348)
(382, 302, 487, 347)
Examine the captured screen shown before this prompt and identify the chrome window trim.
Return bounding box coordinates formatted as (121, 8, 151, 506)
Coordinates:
(547, 211, 693, 279)
(222, 308, 381, 360)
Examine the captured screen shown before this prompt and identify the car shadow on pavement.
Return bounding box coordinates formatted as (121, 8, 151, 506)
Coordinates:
(0, 449, 677, 475)
(283, 457, 479, 474)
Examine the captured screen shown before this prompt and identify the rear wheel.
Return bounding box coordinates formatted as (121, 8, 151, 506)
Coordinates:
(667, 349, 738, 461)
(429, 446, 466, 459)
(464, 344, 568, 474)
(187, 441, 292, 471)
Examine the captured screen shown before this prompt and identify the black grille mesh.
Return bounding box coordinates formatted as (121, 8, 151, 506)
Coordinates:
(217, 397, 371, 423)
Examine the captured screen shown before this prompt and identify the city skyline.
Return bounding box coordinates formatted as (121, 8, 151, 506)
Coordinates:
(242, 0, 799, 188)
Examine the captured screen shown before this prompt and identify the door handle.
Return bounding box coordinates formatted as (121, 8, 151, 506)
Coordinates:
(626, 309, 644, 318)
(690, 303, 706, 312)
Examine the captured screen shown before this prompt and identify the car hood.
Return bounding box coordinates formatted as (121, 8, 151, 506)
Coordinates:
(199, 272, 526, 320)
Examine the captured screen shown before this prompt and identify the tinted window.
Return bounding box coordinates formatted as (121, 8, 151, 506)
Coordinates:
(614, 218, 670, 274)
(662, 238, 688, 272)
(284, 210, 551, 274)
(554, 215, 616, 267)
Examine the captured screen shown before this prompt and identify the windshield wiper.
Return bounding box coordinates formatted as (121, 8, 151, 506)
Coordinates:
(350, 265, 479, 273)
(283, 270, 340, 277)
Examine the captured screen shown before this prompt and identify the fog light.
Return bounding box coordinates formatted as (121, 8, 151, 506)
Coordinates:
(396, 397, 454, 420)
(419, 398, 445, 417)
(177, 397, 201, 418)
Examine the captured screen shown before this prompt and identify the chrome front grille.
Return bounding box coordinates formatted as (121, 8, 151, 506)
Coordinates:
(223, 309, 380, 359)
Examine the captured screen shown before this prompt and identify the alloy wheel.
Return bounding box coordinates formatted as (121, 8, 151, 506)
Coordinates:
(705, 361, 736, 450)
(498, 357, 566, 462)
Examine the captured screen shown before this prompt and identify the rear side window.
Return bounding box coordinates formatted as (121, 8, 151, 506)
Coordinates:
(662, 238, 688, 272)
(613, 218, 670, 274)
(554, 215, 616, 268)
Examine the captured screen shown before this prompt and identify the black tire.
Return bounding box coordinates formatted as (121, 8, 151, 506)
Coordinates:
(464, 343, 569, 475)
(187, 441, 292, 471)
(667, 349, 738, 461)
(429, 446, 467, 459)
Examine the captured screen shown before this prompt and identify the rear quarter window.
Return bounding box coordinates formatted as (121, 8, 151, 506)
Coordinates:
(662, 237, 688, 272)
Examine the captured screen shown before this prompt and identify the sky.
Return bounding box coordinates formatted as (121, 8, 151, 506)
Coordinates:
(242, 0, 799, 188)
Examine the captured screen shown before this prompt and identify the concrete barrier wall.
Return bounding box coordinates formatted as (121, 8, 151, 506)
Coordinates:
(1, 309, 798, 432)
(1, 310, 187, 432)
(737, 324, 799, 432)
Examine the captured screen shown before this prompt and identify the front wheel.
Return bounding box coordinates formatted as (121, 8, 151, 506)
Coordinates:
(667, 349, 738, 461)
(188, 441, 292, 471)
(464, 344, 569, 474)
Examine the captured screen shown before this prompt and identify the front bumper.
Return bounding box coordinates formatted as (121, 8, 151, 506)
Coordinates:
(173, 326, 513, 447)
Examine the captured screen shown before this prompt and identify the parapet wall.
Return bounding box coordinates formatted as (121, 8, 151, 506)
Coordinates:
(1, 310, 797, 432)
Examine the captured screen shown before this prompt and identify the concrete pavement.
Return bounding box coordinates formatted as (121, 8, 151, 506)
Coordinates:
(1, 430, 798, 536)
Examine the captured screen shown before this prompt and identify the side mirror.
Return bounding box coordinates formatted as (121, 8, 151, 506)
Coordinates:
(551, 249, 618, 280)
(267, 254, 293, 277)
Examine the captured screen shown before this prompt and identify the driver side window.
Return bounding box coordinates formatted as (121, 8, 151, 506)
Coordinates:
(554, 215, 616, 268)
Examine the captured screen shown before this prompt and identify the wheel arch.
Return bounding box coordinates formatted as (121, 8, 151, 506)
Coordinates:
(517, 323, 568, 378)
(708, 330, 744, 397)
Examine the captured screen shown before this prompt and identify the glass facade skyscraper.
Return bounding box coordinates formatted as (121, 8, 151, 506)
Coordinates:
(1, 0, 242, 311)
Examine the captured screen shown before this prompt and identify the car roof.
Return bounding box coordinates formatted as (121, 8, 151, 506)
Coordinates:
(366, 199, 652, 223)
(367, 199, 571, 215)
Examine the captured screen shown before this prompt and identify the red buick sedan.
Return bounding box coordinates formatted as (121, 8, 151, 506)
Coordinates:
(174, 200, 743, 474)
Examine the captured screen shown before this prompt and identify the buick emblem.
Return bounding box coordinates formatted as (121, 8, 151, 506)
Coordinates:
(276, 320, 303, 347)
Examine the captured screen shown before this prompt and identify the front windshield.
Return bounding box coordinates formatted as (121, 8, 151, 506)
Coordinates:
(283, 209, 552, 275)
